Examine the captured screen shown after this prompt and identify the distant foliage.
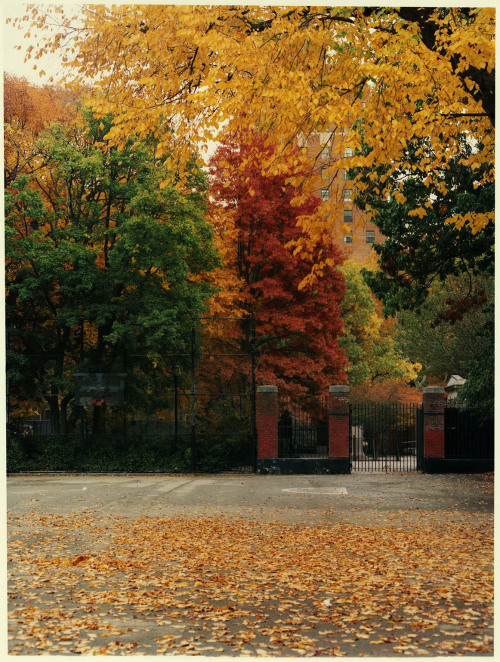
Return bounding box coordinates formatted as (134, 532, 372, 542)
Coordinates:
(339, 260, 421, 386)
(4, 72, 77, 185)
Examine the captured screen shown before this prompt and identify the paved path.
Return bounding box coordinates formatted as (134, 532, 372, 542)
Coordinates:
(7, 473, 494, 656)
(7, 472, 493, 523)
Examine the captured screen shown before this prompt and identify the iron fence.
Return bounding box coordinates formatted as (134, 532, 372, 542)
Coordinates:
(7, 316, 257, 473)
(278, 396, 329, 458)
(445, 403, 494, 460)
(350, 402, 423, 472)
(8, 392, 255, 473)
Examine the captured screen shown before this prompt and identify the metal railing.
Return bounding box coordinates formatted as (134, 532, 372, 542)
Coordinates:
(350, 402, 422, 472)
(278, 396, 329, 458)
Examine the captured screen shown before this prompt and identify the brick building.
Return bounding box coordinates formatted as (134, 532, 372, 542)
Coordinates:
(307, 130, 384, 263)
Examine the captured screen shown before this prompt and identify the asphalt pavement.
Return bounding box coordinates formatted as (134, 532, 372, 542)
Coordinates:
(7, 472, 494, 656)
(7, 471, 493, 524)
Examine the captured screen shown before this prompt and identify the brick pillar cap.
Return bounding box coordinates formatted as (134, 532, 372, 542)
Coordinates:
(329, 385, 350, 394)
(423, 387, 445, 394)
(257, 385, 278, 393)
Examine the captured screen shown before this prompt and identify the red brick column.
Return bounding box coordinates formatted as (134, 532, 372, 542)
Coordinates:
(257, 386, 279, 459)
(329, 385, 350, 458)
(423, 386, 446, 459)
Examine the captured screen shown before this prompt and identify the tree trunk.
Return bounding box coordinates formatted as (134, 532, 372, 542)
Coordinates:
(92, 404, 107, 434)
(47, 395, 61, 434)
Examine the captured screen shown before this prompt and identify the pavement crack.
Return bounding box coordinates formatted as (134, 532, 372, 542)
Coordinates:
(156, 479, 195, 494)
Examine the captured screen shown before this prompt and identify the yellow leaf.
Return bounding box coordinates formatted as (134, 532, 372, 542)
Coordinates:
(408, 207, 427, 219)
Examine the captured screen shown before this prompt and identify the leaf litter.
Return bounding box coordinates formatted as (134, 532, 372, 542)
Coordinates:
(8, 507, 493, 656)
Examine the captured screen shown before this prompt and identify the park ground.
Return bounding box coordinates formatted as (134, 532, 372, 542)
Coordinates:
(7, 472, 494, 656)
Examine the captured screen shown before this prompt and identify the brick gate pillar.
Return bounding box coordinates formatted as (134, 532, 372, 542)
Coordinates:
(422, 386, 446, 462)
(257, 385, 279, 459)
(329, 385, 350, 460)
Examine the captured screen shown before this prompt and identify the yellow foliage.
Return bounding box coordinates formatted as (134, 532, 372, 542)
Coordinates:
(446, 211, 494, 235)
(18, 5, 494, 239)
(339, 260, 422, 385)
(200, 205, 247, 320)
(408, 208, 427, 219)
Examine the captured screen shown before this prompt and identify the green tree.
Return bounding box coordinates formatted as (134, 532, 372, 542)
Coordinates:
(6, 110, 219, 432)
(356, 141, 493, 416)
(338, 260, 420, 387)
(396, 274, 494, 417)
(358, 139, 494, 316)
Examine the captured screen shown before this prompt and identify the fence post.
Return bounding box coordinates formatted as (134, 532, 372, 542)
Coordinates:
(422, 387, 446, 469)
(329, 386, 350, 460)
(251, 313, 257, 472)
(257, 386, 279, 459)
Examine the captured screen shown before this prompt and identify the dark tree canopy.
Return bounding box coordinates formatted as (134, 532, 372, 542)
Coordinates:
(357, 139, 494, 317)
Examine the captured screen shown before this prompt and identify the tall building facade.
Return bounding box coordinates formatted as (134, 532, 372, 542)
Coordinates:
(308, 131, 384, 263)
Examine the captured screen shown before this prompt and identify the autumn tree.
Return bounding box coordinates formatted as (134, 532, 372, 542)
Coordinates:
(338, 260, 421, 389)
(208, 132, 346, 395)
(6, 109, 219, 432)
(4, 72, 77, 185)
(14, 5, 494, 248)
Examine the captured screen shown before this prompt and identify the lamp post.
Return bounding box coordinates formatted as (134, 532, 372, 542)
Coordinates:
(173, 364, 181, 451)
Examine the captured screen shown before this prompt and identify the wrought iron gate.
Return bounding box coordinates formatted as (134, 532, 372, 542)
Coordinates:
(350, 403, 423, 472)
(278, 396, 329, 458)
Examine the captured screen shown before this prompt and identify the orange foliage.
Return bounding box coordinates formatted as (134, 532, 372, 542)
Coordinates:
(4, 73, 78, 184)
(351, 380, 422, 406)
(198, 204, 247, 320)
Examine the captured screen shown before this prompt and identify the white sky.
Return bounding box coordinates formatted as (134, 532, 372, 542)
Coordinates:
(2, 2, 80, 85)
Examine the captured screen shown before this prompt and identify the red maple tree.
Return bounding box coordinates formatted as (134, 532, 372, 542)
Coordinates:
(208, 131, 347, 396)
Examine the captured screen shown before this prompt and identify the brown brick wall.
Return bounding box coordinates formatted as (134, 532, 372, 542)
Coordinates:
(423, 387, 446, 459)
(307, 132, 385, 263)
(257, 386, 279, 459)
(328, 386, 350, 458)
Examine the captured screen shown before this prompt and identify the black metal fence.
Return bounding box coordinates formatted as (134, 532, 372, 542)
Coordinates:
(8, 392, 254, 473)
(278, 396, 329, 458)
(350, 402, 423, 472)
(7, 316, 257, 473)
(445, 403, 494, 460)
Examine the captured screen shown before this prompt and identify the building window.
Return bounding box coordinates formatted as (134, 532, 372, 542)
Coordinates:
(321, 167, 328, 180)
(344, 209, 353, 223)
(344, 169, 349, 181)
(344, 147, 353, 157)
(320, 148, 329, 160)
(344, 232, 353, 243)
(344, 189, 353, 201)
(321, 188, 330, 201)
(366, 231, 375, 243)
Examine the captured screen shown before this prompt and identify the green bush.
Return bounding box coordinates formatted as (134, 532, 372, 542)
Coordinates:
(7, 432, 79, 472)
(6, 415, 254, 473)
